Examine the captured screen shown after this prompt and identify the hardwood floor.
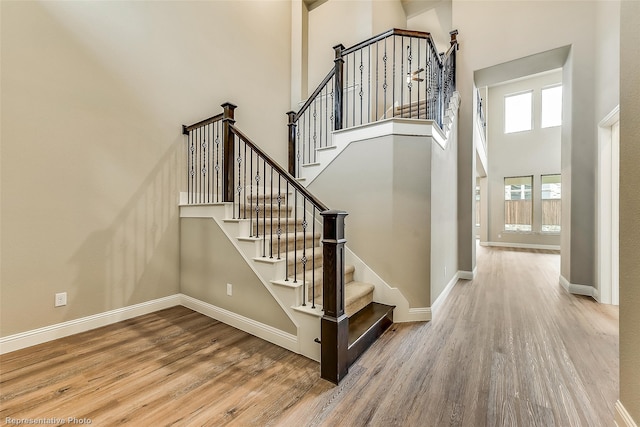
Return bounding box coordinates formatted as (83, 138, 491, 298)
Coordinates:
(0, 245, 618, 426)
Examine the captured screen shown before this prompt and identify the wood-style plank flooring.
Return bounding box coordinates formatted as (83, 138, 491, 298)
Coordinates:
(0, 245, 618, 426)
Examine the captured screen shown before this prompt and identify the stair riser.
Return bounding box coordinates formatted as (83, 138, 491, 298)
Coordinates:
(253, 223, 307, 234)
(237, 204, 293, 218)
(265, 235, 321, 255)
(286, 252, 324, 273)
(304, 269, 355, 302)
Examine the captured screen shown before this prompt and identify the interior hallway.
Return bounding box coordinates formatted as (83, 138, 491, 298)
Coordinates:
(0, 246, 618, 426)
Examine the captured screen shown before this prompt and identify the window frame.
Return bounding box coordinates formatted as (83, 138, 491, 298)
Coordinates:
(541, 174, 562, 234)
(504, 175, 533, 233)
(541, 84, 563, 129)
(504, 90, 534, 134)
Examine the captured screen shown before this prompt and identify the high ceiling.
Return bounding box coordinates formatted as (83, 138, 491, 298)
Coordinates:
(303, 0, 448, 16)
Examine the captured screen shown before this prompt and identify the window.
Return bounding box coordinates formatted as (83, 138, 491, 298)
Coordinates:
(504, 91, 533, 133)
(504, 176, 532, 232)
(541, 85, 562, 128)
(541, 174, 561, 232)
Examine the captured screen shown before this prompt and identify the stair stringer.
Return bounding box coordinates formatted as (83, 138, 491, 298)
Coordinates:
(344, 247, 430, 322)
(180, 203, 322, 362)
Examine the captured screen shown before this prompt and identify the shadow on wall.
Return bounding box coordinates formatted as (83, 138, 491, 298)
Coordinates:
(67, 142, 181, 319)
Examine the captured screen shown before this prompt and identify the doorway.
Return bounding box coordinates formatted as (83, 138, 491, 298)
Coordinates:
(597, 106, 620, 305)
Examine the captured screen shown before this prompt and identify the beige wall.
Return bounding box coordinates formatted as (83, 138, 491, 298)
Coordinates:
(619, 0, 640, 423)
(406, 0, 453, 52)
(430, 125, 459, 303)
(180, 219, 296, 335)
(308, 131, 457, 308)
(0, 1, 292, 337)
(486, 71, 562, 248)
(306, 0, 405, 98)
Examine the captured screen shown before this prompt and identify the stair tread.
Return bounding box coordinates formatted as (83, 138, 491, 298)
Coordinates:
(345, 281, 375, 304)
(347, 302, 395, 349)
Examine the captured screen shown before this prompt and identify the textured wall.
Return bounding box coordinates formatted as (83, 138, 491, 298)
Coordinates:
(180, 219, 296, 335)
(619, 0, 640, 422)
(0, 1, 292, 336)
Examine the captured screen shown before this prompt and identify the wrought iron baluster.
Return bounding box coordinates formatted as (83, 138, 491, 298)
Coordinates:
(215, 122, 220, 202)
(383, 38, 388, 119)
(187, 130, 192, 204)
(417, 39, 421, 119)
(312, 205, 316, 309)
(236, 138, 242, 219)
(376, 41, 379, 121)
(285, 181, 290, 281)
(277, 176, 282, 260)
(345, 55, 349, 129)
(392, 36, 396, 117)
(293, 189, 298, 283)
(243, 140, 247, 218)
(368, 44, 371, 124)
(313, 96, 317, 162)
(302, 197, 307, 306)
(296, 115, 302, 176)
(359, 49, 363, 125)
(255, 157, 260, 238)
(262, 158, 267, 257)
(270, 166, 273, 258)
(401, 36, 404, 118)
(249, 148, 254, 237)
(353, 52, 356, 127)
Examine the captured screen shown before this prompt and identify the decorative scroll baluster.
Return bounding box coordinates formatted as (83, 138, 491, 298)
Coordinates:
(301, 198, 307, 306)
(262, 159, 267, 257)
(285, 181, 290, 280)
(270, 167, 274, 258)
(383, 39, 388, 119)
(293, 189, 298, 283)
(312, 205, 316, 309)
(277, 179, 282, 260)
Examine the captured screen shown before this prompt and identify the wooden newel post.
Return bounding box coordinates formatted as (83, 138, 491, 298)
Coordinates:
(287, 111, 297, 176)
(222, 102, 237, 203)
(449, 29, 459, 49)
(333, 44, 345, 131)
(320, 209, 349, 384)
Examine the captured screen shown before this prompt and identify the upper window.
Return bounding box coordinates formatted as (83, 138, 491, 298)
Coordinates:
(541, 85, 563, 128)
(504, 91, 533, 134)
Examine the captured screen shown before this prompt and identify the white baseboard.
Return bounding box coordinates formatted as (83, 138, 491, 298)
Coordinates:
(458, 267, 477, 280)
(407, 307, 431, 322)
(482, 241, 560, 251)
(1, 294, 300, 357)
(180, 294, 298, 354)
(559, 275, 597, 298)
(431, 272, 459, 315)
(0, 295, 182, 354)
(616, 400, 639, 427)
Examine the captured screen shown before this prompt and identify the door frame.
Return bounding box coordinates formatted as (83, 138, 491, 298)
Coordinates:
(597, 105, 620, 305)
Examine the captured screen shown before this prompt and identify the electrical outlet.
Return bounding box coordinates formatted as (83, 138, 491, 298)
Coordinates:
(226, 283, 233, 296)
(55, 292, 67, 307)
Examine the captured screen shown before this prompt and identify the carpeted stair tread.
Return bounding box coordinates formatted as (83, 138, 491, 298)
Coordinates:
(345, 281, 375, 317)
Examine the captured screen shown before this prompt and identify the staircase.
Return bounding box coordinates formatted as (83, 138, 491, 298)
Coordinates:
(181, 28, 458, 385)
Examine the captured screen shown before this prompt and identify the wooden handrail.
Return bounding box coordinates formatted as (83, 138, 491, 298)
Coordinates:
(341, 28, 438, 61)
(182, 112, 224, 135)
(229, 124, 329, 212)
(295, 68, 336, 122)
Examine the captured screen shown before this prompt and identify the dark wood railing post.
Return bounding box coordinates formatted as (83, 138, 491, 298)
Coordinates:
(287, 111, 297, 176)
(222, 102, 237, 202)
(320, 209, 349, 384)
(333, 44, 345, 131)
